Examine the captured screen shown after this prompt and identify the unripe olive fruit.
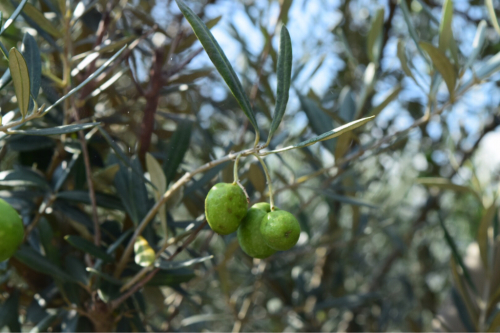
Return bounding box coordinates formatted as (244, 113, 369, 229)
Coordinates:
(0, 199, 24, 262)
(251, 202, 279, 213)
(260, 210, 300, 251)
(205, 183, 248, 235)
(237, 207, 276, 259)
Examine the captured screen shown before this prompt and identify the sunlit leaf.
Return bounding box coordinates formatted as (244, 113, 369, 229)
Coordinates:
(175, 0, 259, 138)
(22, 3, 62, 38)
(0, 0, 27, 36)
(134, 236, 155, 267)
(477, 203, 496, 269)
(465, 20, 487, 69)
(486, 0, 500, 36)
(8, 48, 30, 119)
(268, 25, 292, 144)
(367, 7, 384, 63)
(0, 169, 49, 189)
(419, 41, 456, 99)
(0, 69, 11, 92)
(438, 0, 458, 64)
(146, 153, 167, 238)
(265, 116, 374, 154)
(155, 255, 213, 270)
(43, 45, 127, 115)
(8, 123, 99, 136)
(397, 39, 417, 83)
(293, 116, 375, 149)
(368, 84, 401, 117)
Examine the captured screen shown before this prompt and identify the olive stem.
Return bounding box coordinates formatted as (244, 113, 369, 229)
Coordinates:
(253, 153, 275, 211)
(233, 153, 243, 184)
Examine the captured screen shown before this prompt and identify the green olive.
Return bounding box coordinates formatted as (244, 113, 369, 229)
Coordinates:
(205, 183, 248, 235)
(237, 207, 276, 259)
(0, 199, 24, 262)
(260, 210, 300, 251)
(251, 202, 280, 213)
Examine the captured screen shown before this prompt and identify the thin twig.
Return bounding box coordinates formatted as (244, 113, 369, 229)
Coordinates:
(110, 220, 207, 309)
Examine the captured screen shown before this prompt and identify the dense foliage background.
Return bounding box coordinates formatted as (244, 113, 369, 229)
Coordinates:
(1, 0, 500, 331)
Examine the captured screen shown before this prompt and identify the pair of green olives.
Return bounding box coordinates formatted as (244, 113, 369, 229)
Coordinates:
(205, 183, 301, 258)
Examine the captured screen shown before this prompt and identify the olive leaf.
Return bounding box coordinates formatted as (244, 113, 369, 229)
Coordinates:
(164, 120, 192, 185)
(486, 0, 500, 36)
(399, 0, 428, 62)
(367, 7, 384, 63)
(264, 116, 375, 154)
(7, 123, 99, 136)
(437, 217, 478, 295)
(8, 48, 30, 119)
(146, 152, 168, 239)
(0, 0, 27, 36)
(43, 45, 127, 115)
(134, 236, 156, 267)
(438, 0, 458, 64)
(155, 255, 213, 271)
(465, 20, 487, 70)
(419, 41, 456, 99)
(65, 236, 114, 263)
(175, 0, 259, 138)
(397, 39, 417, 82)
(368, 84, 401, 117)
(267, 25, 292, 145)
(22, 32, 41, 106)
(22, 3, 62, 38)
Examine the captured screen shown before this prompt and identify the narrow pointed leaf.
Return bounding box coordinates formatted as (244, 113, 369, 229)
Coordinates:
(465, 20, 487, 69)
(22, 32, 41, 102)
(146, 152, 167, 238)
(416, 178, 480, 200)
(367, 7, 384, 63)
(397, 39, 417, 82)
(438, 0, 453, 53)
(0, 69, 11, 92)
(294, 116, 375, 148)
(43, 45, 126, 114)
(175, 0, 259, 134)
(176, 15, 222, 52)
(268, 26, 292, 143)
(65, 236, 114, 262)
(0, 0, 28, 35)
(8, 123, 99, 136)
(477, 203, 496, 269)
(438, 218, 478, 295)
(9, 48, 30, 118)
(164, 120, 192, 184)
(155, 255, 213, 270)
(419, 41, 456, 98)
(266, 116, 375, 154)
(399, 0, 428, 62)
(14, 246, 76, 282)
(56, 190, 124, 211)
(486, 0, 500, 36)
(368, 84, 401, 117)
(22, 3, 62, 38)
